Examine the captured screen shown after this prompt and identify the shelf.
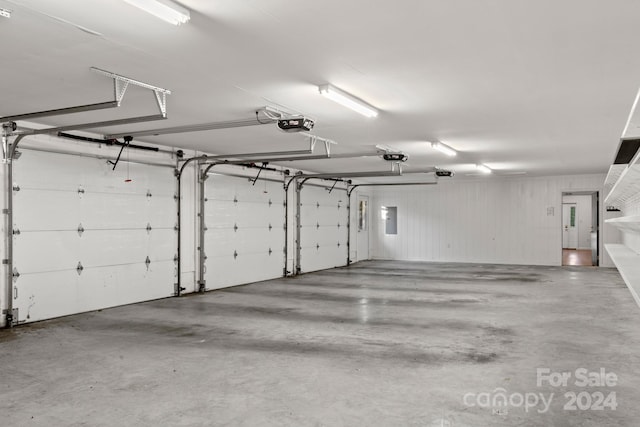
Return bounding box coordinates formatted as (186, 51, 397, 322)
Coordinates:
(605, 216, 640, 233)
(603, 164, 626, 201)
(604, 161, 640, 207)
(606, 244, 640, 308)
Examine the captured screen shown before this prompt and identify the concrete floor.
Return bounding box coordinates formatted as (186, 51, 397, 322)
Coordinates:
(1, 261, 640, 427)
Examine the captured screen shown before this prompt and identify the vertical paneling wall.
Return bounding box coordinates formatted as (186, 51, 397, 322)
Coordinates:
(371, 174, 612, 266)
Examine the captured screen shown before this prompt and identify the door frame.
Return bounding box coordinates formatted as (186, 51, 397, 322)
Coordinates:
(560, 190, 600, 266)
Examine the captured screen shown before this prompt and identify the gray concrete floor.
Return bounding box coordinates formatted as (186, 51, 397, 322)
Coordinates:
(1, 261, 640, 427)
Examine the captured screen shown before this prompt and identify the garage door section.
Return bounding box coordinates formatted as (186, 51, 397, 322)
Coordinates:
(298, 185, 348, 273)
(11, 150, 177, 323)
(204, 174, 285, 290)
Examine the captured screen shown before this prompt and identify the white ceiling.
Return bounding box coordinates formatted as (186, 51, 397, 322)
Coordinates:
(2, 0, 640, 178)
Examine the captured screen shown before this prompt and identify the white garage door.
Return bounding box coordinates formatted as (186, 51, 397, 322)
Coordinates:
(298, 185, 348, 273)
(204, 174, 285, 289)
(11, 150, 177, 324)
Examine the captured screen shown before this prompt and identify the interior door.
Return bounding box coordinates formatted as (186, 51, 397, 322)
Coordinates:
(562, 203, 578, 249)
(356, 196, 369, 261)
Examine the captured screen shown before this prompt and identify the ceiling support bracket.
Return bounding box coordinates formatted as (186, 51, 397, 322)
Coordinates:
(2, 67, 171, 142)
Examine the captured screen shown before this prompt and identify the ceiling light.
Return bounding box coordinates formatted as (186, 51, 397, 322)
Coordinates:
(0, 8, 11, 18)
(476, 164, 492, 174)
(318, 84, 378, 118)
(122, 0, 190, 25)
(431, 141, 456, 156)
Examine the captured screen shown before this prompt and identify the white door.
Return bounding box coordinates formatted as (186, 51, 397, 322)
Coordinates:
(299, 186, 348, 273)
(204, 174, 285, 289)
(12, 150, 177, 324)
(562, 203, 578, 249)
(356, 196, 369, 261)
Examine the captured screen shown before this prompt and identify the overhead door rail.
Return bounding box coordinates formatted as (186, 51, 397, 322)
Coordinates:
(1, 67, 171, 162)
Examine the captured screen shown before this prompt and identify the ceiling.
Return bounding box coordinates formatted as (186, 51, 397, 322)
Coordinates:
(2, 0, 640, 179)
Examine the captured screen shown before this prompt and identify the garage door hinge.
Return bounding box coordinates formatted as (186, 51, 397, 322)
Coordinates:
(234, 223, 238, 232)
(197, 280, 206, 293)
(12, 267, 19, 283)
(174, 193, 179, 200)
(268, 223, 272, 231)
(174, 254, 178, 263)
(337, 242, 341, 247)
(233, 196, 238, 203)
(146, 223, 152, 233)
(77, 187, 85, 196)
(12, 185, 20, 192)
(145, 256, 151, 270)
(2, 259, 9, 264)
(174, 223, 179, 231)
(268, 248, 273, 256)
(146, 190, 152, 198)
(268, 199, 272, 206)
(12, 228, 20, 235)
(316, 244, 320, 250)
(337, 222, 341, 228)
(2, 208, 8, 214)
(3, 308, 18, 327)
(233, 250, 238, 259)
(316, 222, 320, 230)
(77, 223, 84, 237)
(316, 202, 320, 208)
(76, 262, 84, 275)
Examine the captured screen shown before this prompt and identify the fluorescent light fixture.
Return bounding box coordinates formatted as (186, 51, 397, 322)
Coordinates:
(476, 164, 492, 174)
(123, 0, 190, 25)
(318, 84, 378, 118)
(0, 8, 11, 18)
(431, 141, 456, 156)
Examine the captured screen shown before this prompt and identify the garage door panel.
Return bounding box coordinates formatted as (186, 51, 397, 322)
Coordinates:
(77, 263, 174, 308)
(79, 229, 175, 267)
(14, 231, 80, 274)
(205, 228, 282, 257)
(299, 186, 348, 273)
(84, 162, 174, 195)
(14, 190, 81, 231)
(14, 270, 81, 323)
(205, 252, 282, 290)
(203, 174, 285, 289)
(149, 196, 177, 227)
(15, 151, 93, 189)
(147, 229, 178, 259)
(14, 261, 175, 324)
(81, 192, 156, 229)
(300, 246, 348, 273)
(12, 149, 177, 324)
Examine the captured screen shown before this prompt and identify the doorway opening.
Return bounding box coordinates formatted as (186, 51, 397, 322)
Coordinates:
(561, 191, 599, 266)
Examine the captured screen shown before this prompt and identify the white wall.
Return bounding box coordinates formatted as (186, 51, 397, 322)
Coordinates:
(562, 194, 593, 250)
(371, 174, 613, 267)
